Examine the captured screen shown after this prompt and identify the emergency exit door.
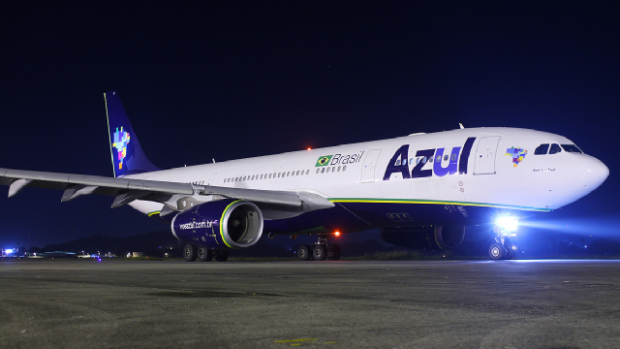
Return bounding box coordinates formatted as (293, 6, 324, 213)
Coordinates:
(360, 149, 382, 182)
(474, 137, 500, 175)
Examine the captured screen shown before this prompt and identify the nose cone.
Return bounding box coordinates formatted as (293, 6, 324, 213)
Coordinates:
(581, 155, 609, 190)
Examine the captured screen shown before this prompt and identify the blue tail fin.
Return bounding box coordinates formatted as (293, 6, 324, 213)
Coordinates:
(104, 90, 159, 177)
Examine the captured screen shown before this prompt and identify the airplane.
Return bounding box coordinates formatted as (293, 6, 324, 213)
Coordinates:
(0, 91, 609, 261)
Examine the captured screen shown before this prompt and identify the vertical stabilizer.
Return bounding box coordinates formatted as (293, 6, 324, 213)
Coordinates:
(104, 90, 159, 177)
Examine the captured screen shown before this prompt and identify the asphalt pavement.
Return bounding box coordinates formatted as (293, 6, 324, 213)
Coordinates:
(1, 258, 619, 349)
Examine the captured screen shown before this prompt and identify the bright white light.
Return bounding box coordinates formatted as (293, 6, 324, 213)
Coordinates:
(495, 216, 518, 232)
(5, 249, 14, 254)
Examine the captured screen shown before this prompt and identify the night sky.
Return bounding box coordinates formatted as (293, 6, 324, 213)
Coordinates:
(1, 2, 619, 248)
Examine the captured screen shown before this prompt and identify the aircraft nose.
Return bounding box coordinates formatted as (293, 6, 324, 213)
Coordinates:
(580, 155, 609, 190)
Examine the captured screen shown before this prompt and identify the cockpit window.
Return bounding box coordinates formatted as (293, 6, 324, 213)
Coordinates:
(549, 143, 562, 154)
(561, 144, 583, 153)
(534, 144, 549, 155)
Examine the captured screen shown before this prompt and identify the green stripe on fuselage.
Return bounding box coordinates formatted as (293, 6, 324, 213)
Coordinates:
(329, 198, 551, 212)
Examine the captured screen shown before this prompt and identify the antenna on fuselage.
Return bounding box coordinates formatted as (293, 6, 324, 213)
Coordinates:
(212, 158, 216, 163)
(459, 123, 465, 129)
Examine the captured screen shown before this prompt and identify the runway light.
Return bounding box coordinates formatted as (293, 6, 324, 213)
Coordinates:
(495, 216, 518, 232)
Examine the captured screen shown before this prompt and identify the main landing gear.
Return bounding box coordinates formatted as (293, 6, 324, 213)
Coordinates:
(297, 236, 342, 261)
(184, 243, 228, 262)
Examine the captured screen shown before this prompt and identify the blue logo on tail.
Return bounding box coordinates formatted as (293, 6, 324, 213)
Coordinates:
(113, 127, 131, 170)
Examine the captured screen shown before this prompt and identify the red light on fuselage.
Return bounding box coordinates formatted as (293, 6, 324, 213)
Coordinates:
(307, 147, 312, 151)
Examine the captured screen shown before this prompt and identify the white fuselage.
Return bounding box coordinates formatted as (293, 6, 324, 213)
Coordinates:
(128, 127, 608, 220)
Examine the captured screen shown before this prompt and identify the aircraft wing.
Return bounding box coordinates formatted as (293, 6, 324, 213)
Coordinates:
(0, 168, 332, 215)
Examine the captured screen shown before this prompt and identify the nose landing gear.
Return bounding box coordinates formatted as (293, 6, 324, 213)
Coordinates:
(297, 235, 342, 261)
(488, 227, 514, 260)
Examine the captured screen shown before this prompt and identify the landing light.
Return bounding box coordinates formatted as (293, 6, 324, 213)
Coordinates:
(334, 231, 340, 236)
(5, 249, 13, 254)
(495, 216, 518, 232)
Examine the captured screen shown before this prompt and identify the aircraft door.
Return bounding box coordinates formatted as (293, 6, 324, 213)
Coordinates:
(474, 137, 500, 175)
(207, 172, 217, 185)
(360, 149, 382, 182)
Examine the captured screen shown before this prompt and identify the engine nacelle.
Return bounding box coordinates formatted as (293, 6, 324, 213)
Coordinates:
(380, 226, 466, 250)
(171, 199, 264, 249)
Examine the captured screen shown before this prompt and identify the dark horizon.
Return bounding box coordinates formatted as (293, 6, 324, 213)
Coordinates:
(1, 2, 619, 248)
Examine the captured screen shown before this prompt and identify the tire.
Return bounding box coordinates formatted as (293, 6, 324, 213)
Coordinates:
(327, 245, 341, 260)
(183, 244, 197, 262)
(297, 244, 310, 261)
(197, 246, 213, 262)
(312, 245, 327, 261)
(488, 242, 507, 260)
(215, 250, 229, 262)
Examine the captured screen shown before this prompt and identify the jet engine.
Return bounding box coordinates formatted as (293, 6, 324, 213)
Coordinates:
(380, 225, 465, 250)
(171, 199, 264, 249)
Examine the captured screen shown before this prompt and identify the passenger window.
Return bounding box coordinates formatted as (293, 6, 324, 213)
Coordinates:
(306, 170, 310, 175)
(321, 168, 325, 173)
(316, 168, 320, 174)
(395, 159, 401, 166)
(443, 155, 449, 161)
(296, 170, 300, 176)
(549, 144, 562, 154)
(337, 166, 341, 172)
(422, 157, 427, 164)
(534, 144, 549, 155)
(451, 154, 457, 161)
(343, 166, 347, 171)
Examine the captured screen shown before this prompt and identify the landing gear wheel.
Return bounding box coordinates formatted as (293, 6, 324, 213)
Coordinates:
(327, 245, 341, 260)
(312, 245, 327, 261)
(215, 250, 229, 262)
(183, 244, 197, 262)
(197, 246, 213, 262)
(297, 244, 311, 261)
(489, 242, 507, 260)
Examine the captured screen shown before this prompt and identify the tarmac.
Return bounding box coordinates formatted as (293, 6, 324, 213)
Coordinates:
(1, 258, 619, 349)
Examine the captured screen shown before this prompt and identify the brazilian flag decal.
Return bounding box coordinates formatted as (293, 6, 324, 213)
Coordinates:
(315, 155, 333, 167)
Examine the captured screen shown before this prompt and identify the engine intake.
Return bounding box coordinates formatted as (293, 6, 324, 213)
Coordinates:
(171, 199, 264, 249)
